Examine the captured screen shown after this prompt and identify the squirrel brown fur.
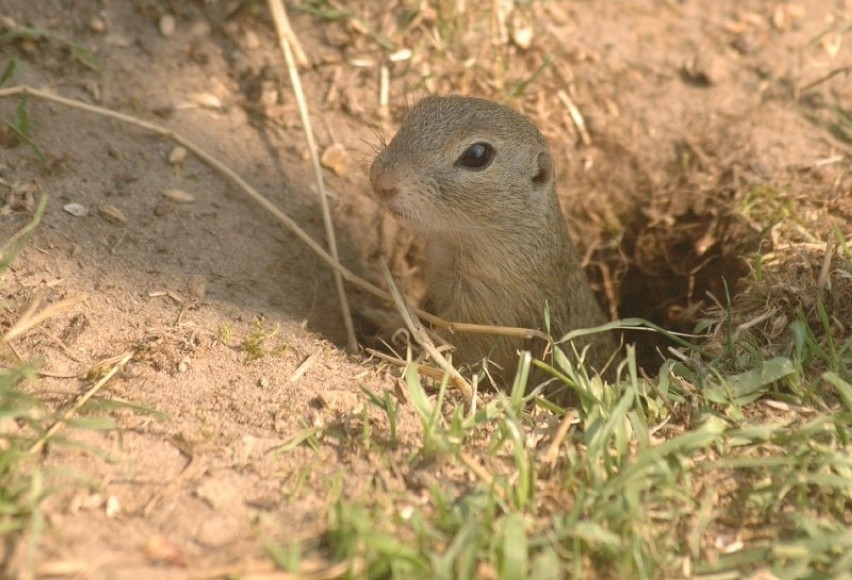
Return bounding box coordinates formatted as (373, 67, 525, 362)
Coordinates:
(370, 95, 616, 395)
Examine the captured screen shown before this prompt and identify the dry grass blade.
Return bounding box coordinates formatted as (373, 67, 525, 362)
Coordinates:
(798, 65, 852, 94)
(365, 347, 461, 382)
(441, 320, 548, 341)
(1, 194, 46, 274)
(459, 450, 505, 500)
(556, 90, 591, 146)
(290, 348, 322, 382)
(2, 294, 88, 343)
(541, 408, 579, 469)
(28, 351, 132, 454)
(380, 262, 473, 401)
(818, 235, 835, 291)
(267, 0, 356, 351)
(266, 0, 307, 67)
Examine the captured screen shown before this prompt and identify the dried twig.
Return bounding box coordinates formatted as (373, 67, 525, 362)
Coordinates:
(29, 351, 133, 455)
(380, 262, 473, 401)
(266, 0, 308, 66)
(818, 234, 836, 291)
(541, 409, 578, 469)
(290, 348, 323, 382)
(3, 294, 88, 343)
(459, 450, 507, 501)
(365, 347, 459, 382)
(798, 65, 852, 95)
(268, 0, 356, 351)
(556, 90, 591, 146)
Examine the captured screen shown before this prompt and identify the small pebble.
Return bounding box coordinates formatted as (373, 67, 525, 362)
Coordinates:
(512, 26, 533, 49)
(389, 49, 412, 62)
(191, 92, 222, 109)
(89, 16, 107, 33)
(682, 51, 726, 86)
(105, 496, 121, 518)
(168, 146, 187, 164)
(159, 14, 176, 38)
(244, 30, 260, 50)
(145, 536, 185, 566)
(511, 14, 534, 49)
(63, 203, 88, 217)
(321, 143, 351, 176)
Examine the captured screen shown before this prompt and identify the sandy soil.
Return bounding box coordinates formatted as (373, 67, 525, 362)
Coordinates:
(0, 0, 849, 577)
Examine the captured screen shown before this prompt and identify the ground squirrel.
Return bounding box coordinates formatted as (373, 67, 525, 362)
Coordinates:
(370, 95, 615, 393)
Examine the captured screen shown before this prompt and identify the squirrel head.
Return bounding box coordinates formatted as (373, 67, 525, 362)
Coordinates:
(370, 95, 557, 241)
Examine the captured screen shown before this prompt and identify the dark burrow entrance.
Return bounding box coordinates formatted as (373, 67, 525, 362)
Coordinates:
(575, 134, 769, 374)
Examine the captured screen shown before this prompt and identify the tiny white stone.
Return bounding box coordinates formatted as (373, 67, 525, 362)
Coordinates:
(191, 92, 222, 109)
(389, 49, 412, 62)
(159, 14, 176, 38)
(63, 203, 88, 217)
(105, 495, 121, 518)
(168, 146, 187, 164)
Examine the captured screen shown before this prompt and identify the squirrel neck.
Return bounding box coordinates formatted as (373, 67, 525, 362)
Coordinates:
(421, 210, 573, 312)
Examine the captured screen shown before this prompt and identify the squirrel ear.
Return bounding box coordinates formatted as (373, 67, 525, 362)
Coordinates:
(532, 151, 553, 185)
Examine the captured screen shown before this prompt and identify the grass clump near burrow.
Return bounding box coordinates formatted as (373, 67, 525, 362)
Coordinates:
(309, 288, 852, 578)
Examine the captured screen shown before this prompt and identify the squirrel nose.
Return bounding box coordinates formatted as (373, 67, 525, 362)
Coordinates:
(370, 162, 401, 200)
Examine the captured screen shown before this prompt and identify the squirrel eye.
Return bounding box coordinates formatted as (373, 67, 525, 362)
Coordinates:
(455, 142, 494, 170)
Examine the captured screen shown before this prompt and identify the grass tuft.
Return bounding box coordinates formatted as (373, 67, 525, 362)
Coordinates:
(315, 306, 852, 577)
(241, 318, 286, 363)
(1, 201, 50, 575)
